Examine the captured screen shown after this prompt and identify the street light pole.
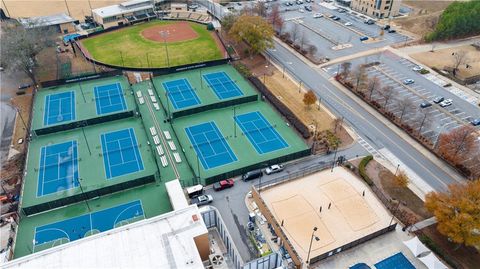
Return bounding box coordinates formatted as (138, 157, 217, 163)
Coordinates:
(306, 227, 319, 266)
(160, 30, 170, 67)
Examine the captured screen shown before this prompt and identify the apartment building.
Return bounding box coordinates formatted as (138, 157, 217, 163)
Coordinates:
(350, 0, 401, 19)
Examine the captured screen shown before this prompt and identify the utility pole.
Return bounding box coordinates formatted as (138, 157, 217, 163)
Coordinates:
(2, 0, 11, 17)
(64, 0, 71, 16)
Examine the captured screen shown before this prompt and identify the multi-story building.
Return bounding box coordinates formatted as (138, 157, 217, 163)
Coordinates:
(350, 0, 401, 19)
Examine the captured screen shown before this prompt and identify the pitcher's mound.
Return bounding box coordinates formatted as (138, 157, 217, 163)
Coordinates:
(141, 22, 199, 43)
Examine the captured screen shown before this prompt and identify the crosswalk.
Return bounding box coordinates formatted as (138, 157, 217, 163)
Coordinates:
(357, 136, 383, 160)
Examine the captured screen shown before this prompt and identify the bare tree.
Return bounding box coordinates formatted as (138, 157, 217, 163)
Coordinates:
(1, 20, 56, 88)
(380, 85, 395, 108)
(308, 44, 318, 56)
(340, 62, 352, 79)
(269, 4, 284, 34)
(254, 1, 268, 17)
(452, 50, 468, 74)
(290, 23, 300, 42)
(367, 76, 381, 100)
(352, 65, 367, 91)
(395, 98, 417, 122)
(299, 31, 308, 49)
(417, 110, 433, 135)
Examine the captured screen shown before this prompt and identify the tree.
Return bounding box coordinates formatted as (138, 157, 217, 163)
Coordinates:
(221, 13, 238, 32)
(340, 62, 352, 79)
(367, 76, 381, 100)
(393, 171, 409, 188)
(229, 15, 274, 57)
(290, 23, 300, 42)
(1, 20, 56, 88)
(307, 44, 317, 56)
(303, 90, 317, 109)
(393, 98, 416, 122)
(437, 125, 478, 164)
(299, 31, 308, 49)
(254, 1, 268, 17)
(452, 50, 468, 74)
(425, 180, 480, 248)
(352, 65, 367, 91)
(380, 85, 395, 108)
(417, 111, 432, 136)
(269, 4, 284, 34)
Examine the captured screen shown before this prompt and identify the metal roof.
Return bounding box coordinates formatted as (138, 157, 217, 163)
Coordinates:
(92, 0, 153, 18)
(18, 13, 75, 28)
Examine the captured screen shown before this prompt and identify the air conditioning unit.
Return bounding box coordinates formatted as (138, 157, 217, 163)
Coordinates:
(209, 254, 227, 269)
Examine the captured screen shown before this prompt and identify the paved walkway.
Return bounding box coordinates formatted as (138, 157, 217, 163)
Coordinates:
(409, 217, 437, 232)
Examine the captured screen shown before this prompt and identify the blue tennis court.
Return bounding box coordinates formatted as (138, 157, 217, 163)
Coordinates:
(100, 128, 144, 179)
(185, 121, 237, 170)
(37, 140, 79, 197)
(94, 83, 127, 115)
(235, 111, 289, 154)
(43, 91, 76, 126)
(33, 200, 144, 249)
(374, 253, 415, 269)
(162, 78, 201, 109)
(203, 72, 244, 99)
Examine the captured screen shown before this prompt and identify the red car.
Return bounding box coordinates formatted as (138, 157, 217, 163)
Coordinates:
(213, 179, 234, 191)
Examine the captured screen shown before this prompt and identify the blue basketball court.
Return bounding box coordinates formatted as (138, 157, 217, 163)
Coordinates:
(203, 72, 244, 99)
(37, 140, 79, 197)
(100, 128, 144, 179)
(235, 111, 289, 154)
(33, 200, 144, 249)
(374, 253, 415, 269)
(43, 91, 76, 126)
(162, 78, 201, 109)
(94, 83, 127, 115)
(185, 121, 237, 170)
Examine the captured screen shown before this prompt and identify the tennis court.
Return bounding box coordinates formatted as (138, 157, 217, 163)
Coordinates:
(235, 111, 289, 154)
(100, 128, 144, 179)
(374, 253, 415, 269)
(185, 121, 237, 170)
(33, 200, 144, 251)
(203, 72, 244, 99)
(162, 78, 201, 109)
(37, 140, 79, 197)
(94, 83, 127, 115)
(43, 91, 76, 126)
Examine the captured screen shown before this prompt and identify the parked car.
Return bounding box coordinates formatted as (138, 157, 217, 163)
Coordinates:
(420, 102, 432, 108)
(364, 19, 375, 25)
(359, 36, 369, 41)
(403, 78, 415, 85)
(388, 29, 396, 33)
(439, 99, 453, 107)
(338, 8, 347, 13)
(344, 22, 352, 26)
(265, 164, 284, 175)
(329, 14, 336, 18)
(313, 13, 323, 18)
(295, 0, 303, 4)
(213, 179, 234, 191)
(242, 170, 263, 181)
(383, 25, 391, 30)
(305, 6, 312, 11)
(18, 83, 31, 90)
(191, 195, 213, 206)
(333, 16, 341, 21)
(412, 65, 423, 72)
(433, 96, 444, 104)
(299, 8, 305, 13)
(470, 118, 480, 126)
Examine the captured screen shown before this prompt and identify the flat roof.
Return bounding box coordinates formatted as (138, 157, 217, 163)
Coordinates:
(6, 205, 206, 268)
(92, 1, 153, 18)
(165, 179, 189, 210)
(18, 13, 75, 28)
(260, 167, 392, 262)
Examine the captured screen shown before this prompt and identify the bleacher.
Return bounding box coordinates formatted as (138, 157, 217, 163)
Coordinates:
(167, 11, 210, 23)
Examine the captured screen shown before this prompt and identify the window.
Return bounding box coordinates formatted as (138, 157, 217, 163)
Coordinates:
(385, 5, 389, 10)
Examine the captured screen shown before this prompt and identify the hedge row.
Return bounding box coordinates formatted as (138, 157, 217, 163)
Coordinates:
(359, 155, 374, 186)
(248, 76, 311, 139)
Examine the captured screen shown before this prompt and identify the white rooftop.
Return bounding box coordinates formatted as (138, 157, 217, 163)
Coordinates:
(92, 0, 153, 18)
(18, 13, 75, 28)
(3, 205, 207, 269)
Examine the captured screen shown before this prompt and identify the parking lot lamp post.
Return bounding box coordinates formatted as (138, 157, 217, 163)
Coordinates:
(306, 227, 319, 266)
(160, 30, 170, 67)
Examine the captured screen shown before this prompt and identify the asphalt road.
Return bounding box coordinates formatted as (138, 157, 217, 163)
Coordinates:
(266, 40, 463, 192)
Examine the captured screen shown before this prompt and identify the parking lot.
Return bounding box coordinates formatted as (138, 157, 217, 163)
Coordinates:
(279, 0, 411, 59)
(324, 50, 480, 145)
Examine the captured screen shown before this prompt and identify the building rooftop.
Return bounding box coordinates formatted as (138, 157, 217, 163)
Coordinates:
(18, 13, 75, 28)
(92, 0, 153, 18)
(5, 205, 207, 269)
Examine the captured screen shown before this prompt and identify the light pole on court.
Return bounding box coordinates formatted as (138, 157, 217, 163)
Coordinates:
(306, 227, 320, 266)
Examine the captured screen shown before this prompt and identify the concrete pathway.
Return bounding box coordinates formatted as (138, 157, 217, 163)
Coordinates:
(409, 217, 437, 232)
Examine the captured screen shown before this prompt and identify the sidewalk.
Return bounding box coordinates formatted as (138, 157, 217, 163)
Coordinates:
(409, 217, 437, 232)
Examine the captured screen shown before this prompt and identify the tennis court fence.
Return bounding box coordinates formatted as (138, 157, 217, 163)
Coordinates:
(22, 174, 155, 216)
(203, 148, 310, 185)
(171, 95, 258, 119)
(34, 111, 134, 136)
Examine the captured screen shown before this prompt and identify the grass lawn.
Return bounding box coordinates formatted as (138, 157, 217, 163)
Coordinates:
(81, 21, 223, 68)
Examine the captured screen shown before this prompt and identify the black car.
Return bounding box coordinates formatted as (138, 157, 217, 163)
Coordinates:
(420, 102, 432, 108)
(333, 16, 341, 21)
(388, 29, 397, 33)
(470, 119, 480, 126)
(383, 25, 391, 30)
(433, 96, 444, 104)
(18, 83, 31, 90)
(305, 6, 313, 11)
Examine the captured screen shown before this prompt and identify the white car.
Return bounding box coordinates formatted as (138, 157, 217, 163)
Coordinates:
(299, 8, 305, 13)
(191, 195, 213, 206)
(265, 164, 284, 175)
(313, 13, 323, 18)
(439, 99, 453, 107)
(412, 65, 423, 72)
(344, 22, 352, 26)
